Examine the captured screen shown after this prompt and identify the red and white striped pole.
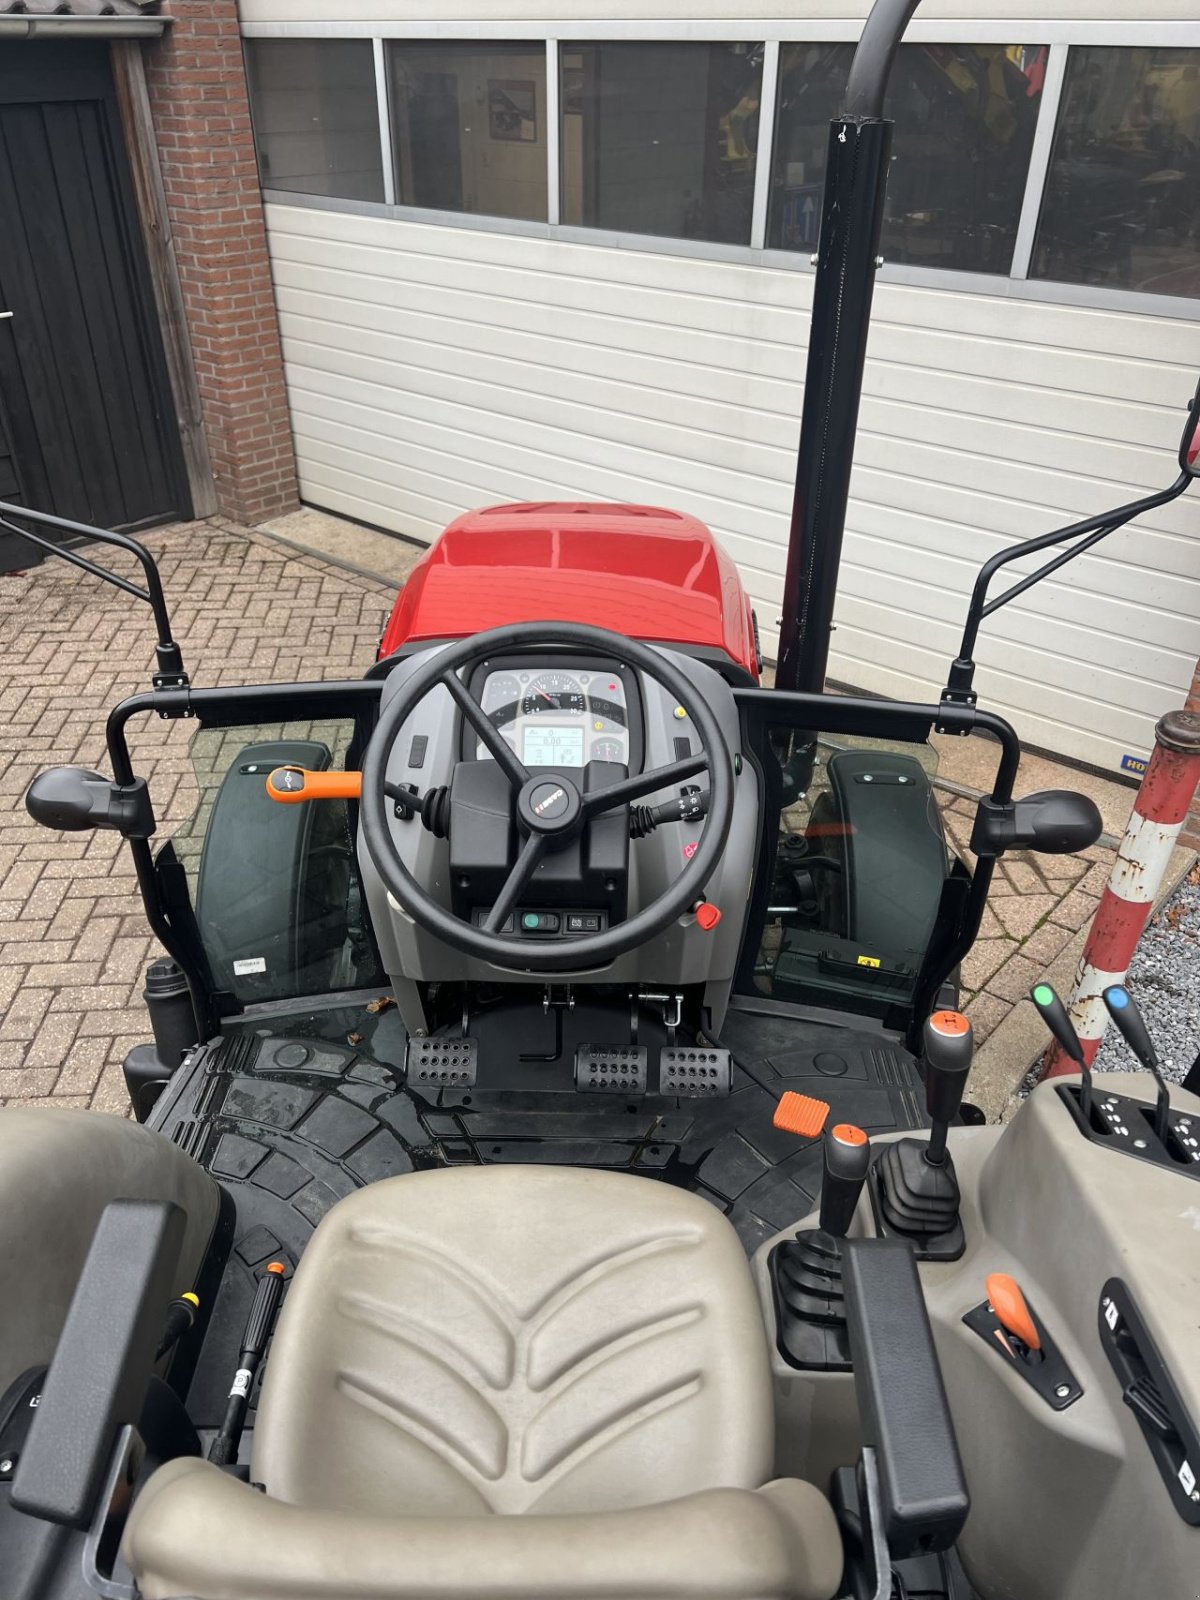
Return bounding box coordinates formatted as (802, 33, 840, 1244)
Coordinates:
(1044, 709, 1200, 1078)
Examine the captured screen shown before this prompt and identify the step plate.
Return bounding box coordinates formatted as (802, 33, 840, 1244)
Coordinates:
(660, 1045, 732, 1097)
(574, 1045, 648, 1094)
(405, 1037, 478, 1088)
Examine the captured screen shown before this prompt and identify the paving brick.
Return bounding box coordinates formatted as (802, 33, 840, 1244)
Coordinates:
(985, 952, 1045, 1005)
(962, 938, 1016, 993)
(1050, 887, 1102, 934)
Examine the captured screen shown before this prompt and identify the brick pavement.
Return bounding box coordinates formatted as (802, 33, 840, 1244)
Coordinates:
(0, 519, 393, 1113)
(0, 515, 1122, 1118)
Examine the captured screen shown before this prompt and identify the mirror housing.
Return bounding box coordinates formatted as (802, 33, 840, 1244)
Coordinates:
(1179, 374, 1200, 477)
(25, 767, 155, 840)
(970, 789, 1103, 859)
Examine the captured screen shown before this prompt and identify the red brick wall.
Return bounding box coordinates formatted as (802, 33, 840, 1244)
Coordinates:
(1183, 660, 1200, 852)
(143, 0, 298, 525)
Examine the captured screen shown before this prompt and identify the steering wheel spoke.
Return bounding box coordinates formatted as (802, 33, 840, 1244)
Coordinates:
(581, 753, 709, 819)
(483, 831, 546, 934)
(440, 668, 528, 789)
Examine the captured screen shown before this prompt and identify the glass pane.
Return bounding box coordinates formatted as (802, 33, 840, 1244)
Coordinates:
(1032, 47, 1200, 297)
(769, 42, 1046, 273)
(246, 39, 384, 203)
(561, 41, 764, 245)
(170, 719, 386, 1008)
(388, 43, 548, 222)
(749, 727, 952, 1017)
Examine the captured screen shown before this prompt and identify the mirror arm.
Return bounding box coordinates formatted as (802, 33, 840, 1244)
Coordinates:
(0, 499, 188, 690)
(943, 472, 1192, 708)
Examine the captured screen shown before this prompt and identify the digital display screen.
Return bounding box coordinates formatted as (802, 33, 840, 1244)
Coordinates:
(523, 725, 584, 767)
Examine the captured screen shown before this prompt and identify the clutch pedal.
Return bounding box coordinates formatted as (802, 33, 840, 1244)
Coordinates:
(575, 1045, 648, 1094)
(405, 1037, 478, 1087)
(660, 1045, 732, 1097)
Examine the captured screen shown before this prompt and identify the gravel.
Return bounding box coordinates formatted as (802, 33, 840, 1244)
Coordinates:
(1092, 863, 1200, 1086)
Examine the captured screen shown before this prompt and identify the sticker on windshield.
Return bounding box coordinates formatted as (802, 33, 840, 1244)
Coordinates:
(233, 957, 267, 976)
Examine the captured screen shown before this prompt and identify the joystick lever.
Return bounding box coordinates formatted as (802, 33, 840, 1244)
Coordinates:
(986, 1272, 1042, 1363)
(819, 1124, 870, 1238)
(1102, 985, 1171, 1143)
(1030, 982, 1093, 1123)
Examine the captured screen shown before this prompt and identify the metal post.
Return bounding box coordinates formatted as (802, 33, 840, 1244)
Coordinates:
(775, 0, 921, 692)
(1044, 710, 1200, 1077)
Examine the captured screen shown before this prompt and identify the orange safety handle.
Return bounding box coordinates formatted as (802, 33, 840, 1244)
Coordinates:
(986, 1272, 1041, 1353)
(265, 767, 362, 804)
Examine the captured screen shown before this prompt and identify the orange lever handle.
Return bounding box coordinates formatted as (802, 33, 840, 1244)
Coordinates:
(266, 767, 362, 804)
(986, 1272, 1041, 1353)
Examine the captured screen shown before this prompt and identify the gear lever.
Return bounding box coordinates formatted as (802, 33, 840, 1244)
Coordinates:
(923, 1010, 974, 1165)
(870, 1011, 973, 1260)
(1030, 982, 1093, 1124)
(819, 1123, 871, 1237)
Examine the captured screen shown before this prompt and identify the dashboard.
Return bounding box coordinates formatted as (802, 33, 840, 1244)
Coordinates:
(471, 661, 634, 769)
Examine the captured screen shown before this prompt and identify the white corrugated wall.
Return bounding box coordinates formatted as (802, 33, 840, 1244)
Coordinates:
(243, 0, 1200, 774)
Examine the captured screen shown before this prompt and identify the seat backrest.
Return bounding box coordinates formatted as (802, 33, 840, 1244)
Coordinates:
(252, 1165, 776, 1516)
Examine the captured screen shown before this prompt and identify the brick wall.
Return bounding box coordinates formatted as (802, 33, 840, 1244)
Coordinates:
(1184, 659, 1200, 852)
(143, 0, 298, 525)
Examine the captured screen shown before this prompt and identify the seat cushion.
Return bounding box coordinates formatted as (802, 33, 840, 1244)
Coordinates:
(253, 1165, 775, 1517)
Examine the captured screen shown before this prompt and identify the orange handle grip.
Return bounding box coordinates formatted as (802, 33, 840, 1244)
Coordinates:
(986, 1272, 1041, 1353)
(265, 767, 362, 804)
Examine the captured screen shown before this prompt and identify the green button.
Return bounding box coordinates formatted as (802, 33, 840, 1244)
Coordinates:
(1033, 984, 1054, 1007)
(522, 913, 540, 931)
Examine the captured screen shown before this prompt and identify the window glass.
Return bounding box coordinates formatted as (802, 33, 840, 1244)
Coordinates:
(246, 39, 384, 203)
(172, 719, 386, 1009)
(561, 41, 765, 245)
(1032, 47, 1200, 297)
(388, 43, 548, 222)
(742, 725, 953, 1022)
(769, 42, 1046, 273)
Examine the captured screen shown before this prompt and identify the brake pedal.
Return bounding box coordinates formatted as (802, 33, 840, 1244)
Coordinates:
(660, 1045, 731, 1097)
(405, 1036, 478, 1087)
(575, 1045, 648, 1094)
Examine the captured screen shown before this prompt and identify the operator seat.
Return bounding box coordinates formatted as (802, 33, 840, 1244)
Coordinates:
(124, 1166, 842, 1600)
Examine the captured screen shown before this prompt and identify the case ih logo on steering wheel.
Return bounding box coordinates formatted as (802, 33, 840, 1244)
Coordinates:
(533, 785, 567, 817)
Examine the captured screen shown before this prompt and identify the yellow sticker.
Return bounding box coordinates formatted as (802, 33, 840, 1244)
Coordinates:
(856, 955, 881, 968)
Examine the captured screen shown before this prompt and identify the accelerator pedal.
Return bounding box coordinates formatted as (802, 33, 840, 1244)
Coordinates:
(660, 1045, 732, 1097)
(574, 1045, 648, 1094)
(405, 1036, 478, 1088)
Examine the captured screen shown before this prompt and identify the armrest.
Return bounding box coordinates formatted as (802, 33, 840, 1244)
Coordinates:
(841, 1237, 969, 1557)
(12, 1200, 185, 1527)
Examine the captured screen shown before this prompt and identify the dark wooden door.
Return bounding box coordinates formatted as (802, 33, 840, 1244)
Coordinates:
(0, 42, 189, 570)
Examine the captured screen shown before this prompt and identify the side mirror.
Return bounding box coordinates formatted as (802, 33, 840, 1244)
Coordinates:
(1179, 373, 1200, 477)
(969, 789, 1103, 859)
(25, 767, 155, 840)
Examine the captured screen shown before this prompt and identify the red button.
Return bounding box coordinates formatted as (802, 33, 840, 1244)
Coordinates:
(694, 902, 721, 931)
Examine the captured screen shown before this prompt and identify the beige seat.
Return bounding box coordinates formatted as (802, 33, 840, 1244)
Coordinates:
(125, 1165, 842, 1600)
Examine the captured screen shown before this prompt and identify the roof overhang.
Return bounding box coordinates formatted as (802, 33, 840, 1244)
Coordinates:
(0, 15, 167, 36)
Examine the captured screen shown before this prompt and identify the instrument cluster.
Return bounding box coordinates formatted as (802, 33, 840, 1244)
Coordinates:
(477, 664, 631, 769)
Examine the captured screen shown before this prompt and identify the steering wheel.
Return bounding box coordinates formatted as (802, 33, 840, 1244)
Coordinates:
(360, 622, 735, 973)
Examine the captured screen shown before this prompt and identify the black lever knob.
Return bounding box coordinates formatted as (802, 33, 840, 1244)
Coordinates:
(819, 1123, 870, 1237)
(923, 1010, 973, 1165)
(1031, 981, 1094, 1124)
(1103, 984, 1171, 1142)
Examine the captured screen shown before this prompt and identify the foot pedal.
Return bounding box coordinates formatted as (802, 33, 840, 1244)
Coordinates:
(575, 1045, 648, 1094)
(660, 1045, 731, 1097)
(405, 1037, 478, 1087)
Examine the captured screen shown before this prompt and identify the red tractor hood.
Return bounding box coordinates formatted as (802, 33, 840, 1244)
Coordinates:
(379, 503, 759, 679)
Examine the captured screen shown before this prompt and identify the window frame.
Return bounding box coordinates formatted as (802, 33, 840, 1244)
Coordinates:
(240, 17, 1200, 323)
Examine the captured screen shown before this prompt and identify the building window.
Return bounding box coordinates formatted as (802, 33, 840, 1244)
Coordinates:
(1032, 48, 1200, 297)
(387, 42, 547, 222)
(560, 41, 765, 246)
(768, 42, 1046, 274)
(246, 40, 384, 203)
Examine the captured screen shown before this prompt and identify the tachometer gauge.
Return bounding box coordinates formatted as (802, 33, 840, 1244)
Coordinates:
(590, 738, 624, 762)
(522, 673, 585, 715)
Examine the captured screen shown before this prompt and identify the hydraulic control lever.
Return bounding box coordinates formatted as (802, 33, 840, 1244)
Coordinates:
(1102, 984, 1171, 1142)
(1030, 982, 1093, 1123)
(208, 1262, 286, 1469)
(820, 1124, 871, 1238)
